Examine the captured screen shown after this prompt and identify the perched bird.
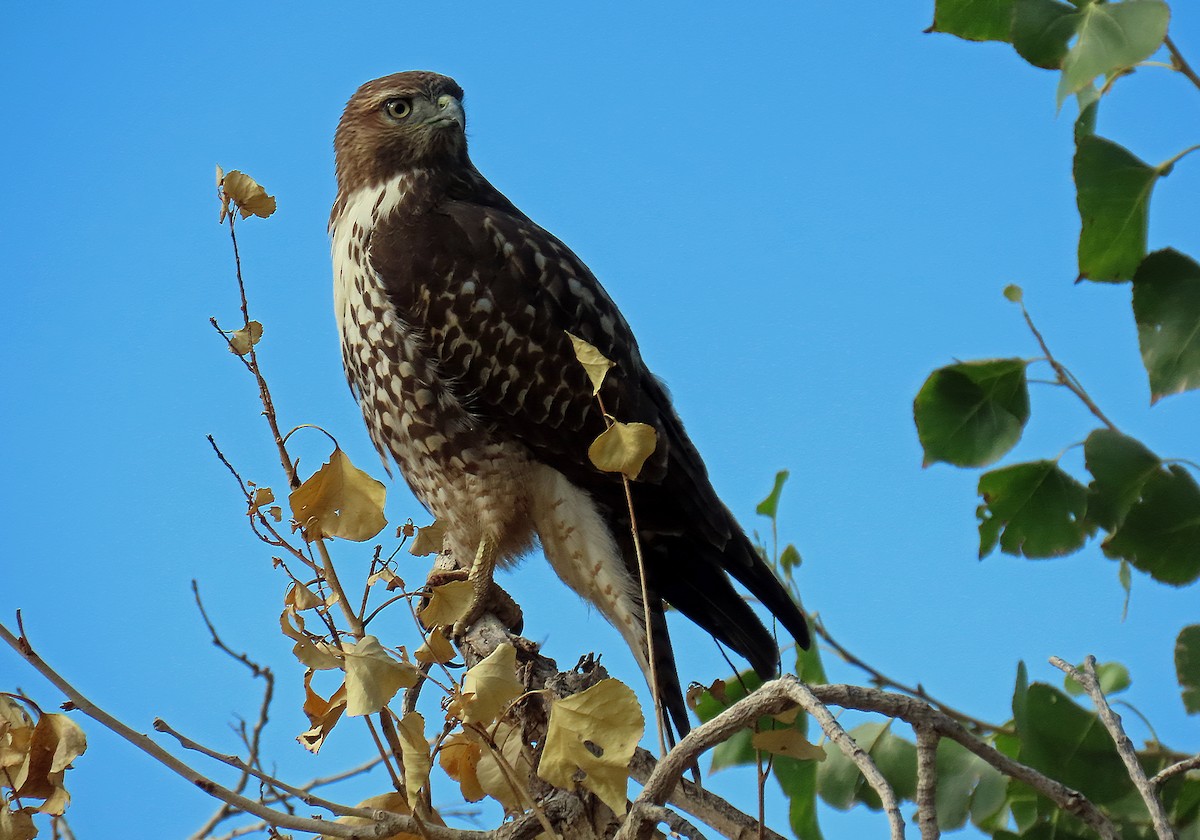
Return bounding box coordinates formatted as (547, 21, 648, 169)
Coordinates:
(330, 71, 809, 739)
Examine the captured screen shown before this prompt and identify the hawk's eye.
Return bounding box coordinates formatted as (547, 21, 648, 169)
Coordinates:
(383, 99, 412, 120)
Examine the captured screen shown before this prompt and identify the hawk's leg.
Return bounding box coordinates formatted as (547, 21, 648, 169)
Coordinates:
(453, 536, 505, 635)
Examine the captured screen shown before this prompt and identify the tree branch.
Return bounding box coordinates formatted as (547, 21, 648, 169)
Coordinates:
(1052, 656, 1175, 840)
(914, 725, 940, 840)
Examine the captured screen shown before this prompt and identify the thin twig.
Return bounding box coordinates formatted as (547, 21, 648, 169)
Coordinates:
(1165, 34, 1200, 92)
(1052, 656, 1175, 839)
(1020, 303, 1118, 431)
(1151, 754, 1200, 788)
(914, 725, 940, 840)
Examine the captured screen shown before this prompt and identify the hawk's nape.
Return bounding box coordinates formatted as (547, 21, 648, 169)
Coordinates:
(330, 70, 810, 741)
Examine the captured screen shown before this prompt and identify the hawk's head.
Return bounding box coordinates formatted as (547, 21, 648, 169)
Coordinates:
(334, 71, 467, 194)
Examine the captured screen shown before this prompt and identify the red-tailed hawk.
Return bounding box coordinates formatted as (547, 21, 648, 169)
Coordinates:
(330, 71, 809, 739)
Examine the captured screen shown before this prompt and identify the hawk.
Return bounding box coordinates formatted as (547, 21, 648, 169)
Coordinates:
(330, 71, 810, 739)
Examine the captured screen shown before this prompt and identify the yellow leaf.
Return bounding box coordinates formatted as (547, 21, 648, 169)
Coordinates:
(289, 448, 387, 542)
(0, 697, 33, 774)
(13, 713, 86, 816)
(0, 802, 36, 840)
(228, 320, 264, 355)
(222, 169, 277, 219)
(587, 421, 657, 480)
(438, 731, 485, 802)
(247, 485, 274, 514)
(268, 505, 282, 521)
(279, 607, 341, 670)
(536, 678, 642, 815)
(475, 722, 534, 812)
(751, 728, 826, 761)
(320, 791, 420, 840)
(368, 567, 403, 590)
(343, 636, 419, 716)
(418, 580, 473, 628)
(453, 643, 522, 726)
(565, 332, 614, 395)
(297, 670, 347, 754)
(415, 630, 456, 665)
(285, 582, 322, 611)
(409, 520, 446, 556)
(397, 711, 432, 809)
(772, 706, 800, 725)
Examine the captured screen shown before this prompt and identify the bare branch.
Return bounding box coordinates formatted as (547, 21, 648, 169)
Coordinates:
(1052, 656, 1175, 840)
(1165, 34, 1200, 92)
(1151, 754, 1200, 788)
(914, 725, 940, 840)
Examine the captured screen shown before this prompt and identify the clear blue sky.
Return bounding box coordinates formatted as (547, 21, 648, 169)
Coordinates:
(3, 3, 1197, 838)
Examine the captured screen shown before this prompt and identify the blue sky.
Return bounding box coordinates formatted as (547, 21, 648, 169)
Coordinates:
(3, 3, 1198, 838)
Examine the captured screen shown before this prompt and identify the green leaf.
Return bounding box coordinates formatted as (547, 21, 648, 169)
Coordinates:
(1013, 682, 1134, 804)
(692, 669, 763, 769)
(935, 739, 1006, 830)
(816, 722, 916, 810)
(780, 543, 802, 573)
(1075, 134, 1160, 281)
(773, 756, 825, 840)
(1084, 428, 1162, 531)
(1133, 249, 1200, 402)
(1104, 465, 1200, 585)
(1012, 0, 1079, 68)
(756, 470, 789, 520)
(1056, 0, 1170, 105)
(929, 0, 1014, 41)
(1062, 661, 1131, 696)
(914, 359, 1030, 468)
(977, 460, 1095, 558)
(1176, 625, 1200, 714)
(1003, 283, 1024, 303)
(1075, 89, 1100, 137)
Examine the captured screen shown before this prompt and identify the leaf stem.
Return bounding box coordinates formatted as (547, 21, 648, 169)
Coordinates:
(1021, 303, 1118, 432)
(1165, 34, 1200, 93)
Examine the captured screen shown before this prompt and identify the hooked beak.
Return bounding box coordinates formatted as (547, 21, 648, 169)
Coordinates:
(426, 94, 464, 129)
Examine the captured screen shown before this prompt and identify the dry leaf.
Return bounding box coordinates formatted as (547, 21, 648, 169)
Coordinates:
(439, 731, 485, 802)
(751, 728, 826, 761)
(279, 607, 341, 670)
(228, 320, 264, 355)
(222, 169, 277, 219)
(289, 448, 387, 542)
(537, 678, 642, 815)
(415, 630, 456, 666)
(298, 670, 347, 754)
(320, 791, 420, 840)
(475, 721, 534, 812)
(772, 706, 800, 725)
(453, 643, 522, 726)
(565, 332, 615, 395)
(368, 567, 403, 590)
(343, 636, 419, 716)
(285, 582, 323, 611)
(418, 580, 474, 628)
(588, 421, 657, 480)
(409, 520, 446, 556)
(397, 711, 432, 808)
(13, 713, 86, 816)
(0, 802, 36, 840)
(0, 697, 34, 774)
(248, 485, 274, 514)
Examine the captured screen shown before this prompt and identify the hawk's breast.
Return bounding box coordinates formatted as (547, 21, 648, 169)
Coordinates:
(330, 174, 537, 562)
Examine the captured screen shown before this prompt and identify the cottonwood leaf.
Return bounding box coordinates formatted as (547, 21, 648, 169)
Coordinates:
(343, 635, 419, 717)
(280, 607, 341, 670)
(929, 0, 1015, 42)
(977, 460, 1094, 558)
(1075, 134, 1160, 281)
(0, 697, 34, 774)
(914, 359, 1030, 467)
(289, 448, 387, 542)
(14, 713, 86, 815)
(248, 485, 274, 514)
(416, 630, 456, 666)
(751, 729, 825, 761)
(1104, 465, 1200, 585)
(409, 520, 446, 556)
(588, 421, 657, 479)
(298, 670, 347, 754)
(817, 721, 917, 810)
(1176, 625, 1200, 714)
(1132, 249, 1200, 401)
(397, 712, 432, 809)
(439, 731, 486, 802)
(476, 722, 534, 812)
(1084, 428, 1161, 531)
(566, 332, 615, 395)
(418, 580, 474, 628)
(1063, 661, 1131, 697)
(285, 582, 322, 611)
(1012, 0, 1078, 68)
(1056, 0, 1169, 105)
(453, 643, 522, 726)
(537, 678, 643, 815)
(221, 169, 277, 219)
(228, 320, 263, 355)
(0, 803, 36, 840)
(757, 470, 789, 519)
(320, 792, 420, 840)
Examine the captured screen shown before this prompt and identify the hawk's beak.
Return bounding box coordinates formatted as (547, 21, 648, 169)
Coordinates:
(426, 94, 464, 130)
